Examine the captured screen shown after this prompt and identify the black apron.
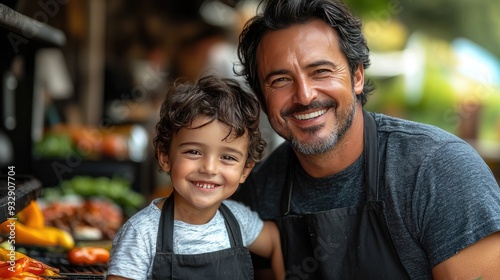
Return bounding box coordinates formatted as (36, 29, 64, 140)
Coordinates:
(277, 110, 410, 279)
(152, 195, 254, 279)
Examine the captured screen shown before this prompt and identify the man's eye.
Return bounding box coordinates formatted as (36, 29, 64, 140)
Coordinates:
(184, 150, 200, 155)
(314, 69, 331, 76)
(270, 77, 290, 88)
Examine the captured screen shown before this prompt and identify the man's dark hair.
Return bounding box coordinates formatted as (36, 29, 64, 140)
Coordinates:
(237, 0, 374, 111)
(153, 74, 266, 166)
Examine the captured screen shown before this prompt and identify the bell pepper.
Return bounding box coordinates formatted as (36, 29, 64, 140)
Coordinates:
(16, 201, 45, 229)
(2, 271, 45, 280)
(0, 249, 60, 277)
(67, 247, 110, 265)
(0, 257, 29, 278)
(0, 220, 74, 249)
(41, 267, 60, 276)
(0, 248, 25, 262)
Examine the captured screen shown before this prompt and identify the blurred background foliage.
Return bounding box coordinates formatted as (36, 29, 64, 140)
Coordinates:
(12, 0, 498, 188)
(344, 0, 500, 145)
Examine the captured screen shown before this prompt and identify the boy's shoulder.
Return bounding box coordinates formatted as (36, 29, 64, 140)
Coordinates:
(222, 199, 254, 215)
(222, 199, 262, 225)
(124, 197, 164, 228)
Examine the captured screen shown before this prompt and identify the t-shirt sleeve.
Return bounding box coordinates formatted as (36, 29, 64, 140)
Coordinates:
(223, 200, 264, 246)
(414, 141, 500, 267)
(106, 205, 159, 279)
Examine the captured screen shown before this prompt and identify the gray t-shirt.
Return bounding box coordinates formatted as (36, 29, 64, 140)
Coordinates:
(232, 112, 500, 279)
(107, 198, 263, 279)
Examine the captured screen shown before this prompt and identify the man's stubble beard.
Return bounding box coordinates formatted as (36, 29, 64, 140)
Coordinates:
(276, 91, 358, 155)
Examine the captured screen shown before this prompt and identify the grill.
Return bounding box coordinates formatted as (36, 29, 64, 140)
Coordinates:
(0, 175, 42, 222)
(20, 248, 106, 280)
(45, 274, 105, 279)
(1, 176, 105, 279)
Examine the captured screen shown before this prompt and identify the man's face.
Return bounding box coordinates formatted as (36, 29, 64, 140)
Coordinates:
(256, 19, 364, 155)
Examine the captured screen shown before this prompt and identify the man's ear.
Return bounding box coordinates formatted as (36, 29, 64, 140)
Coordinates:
(158, 151, 171, 173)
(353, 63, 365, 96)
(240, 161, 255, 183)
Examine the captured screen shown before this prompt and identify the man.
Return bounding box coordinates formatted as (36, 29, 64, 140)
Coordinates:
(232, 0, 500, 279)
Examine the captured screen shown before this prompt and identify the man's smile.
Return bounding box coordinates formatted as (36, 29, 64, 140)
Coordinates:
(293, 109, 327, 121)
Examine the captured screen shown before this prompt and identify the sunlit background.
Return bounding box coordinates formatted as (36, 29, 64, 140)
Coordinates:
(1, 0, 499, 198)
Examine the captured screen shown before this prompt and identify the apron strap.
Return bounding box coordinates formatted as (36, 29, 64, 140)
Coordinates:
(156, 195, 175, 252)
(281, 154, 295, 216)
(363, 110, 379, 201)
(219, 203, 245, 247)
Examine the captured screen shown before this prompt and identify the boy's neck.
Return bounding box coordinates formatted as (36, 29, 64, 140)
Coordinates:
(154, 194, 222, 225)
(174, 204, 220, 225)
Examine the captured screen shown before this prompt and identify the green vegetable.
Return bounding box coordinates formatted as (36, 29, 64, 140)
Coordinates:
(42, 175, 146, 216)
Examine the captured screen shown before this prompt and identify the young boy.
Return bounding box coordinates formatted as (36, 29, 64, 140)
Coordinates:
(106, 74, 284, 280)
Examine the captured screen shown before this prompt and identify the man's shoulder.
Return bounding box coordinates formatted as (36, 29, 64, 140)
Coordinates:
(371, 112, 464, 145)
(254, 142, 293, 172)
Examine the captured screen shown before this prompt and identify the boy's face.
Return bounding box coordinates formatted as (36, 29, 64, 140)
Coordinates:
(159, 116, 254, 215)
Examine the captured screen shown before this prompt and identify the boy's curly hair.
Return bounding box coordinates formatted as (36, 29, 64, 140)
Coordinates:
(153, 74, 266, 167)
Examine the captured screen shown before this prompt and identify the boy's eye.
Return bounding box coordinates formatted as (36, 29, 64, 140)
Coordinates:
(184, 150, 201, 155)
(221, 155, 238, 161)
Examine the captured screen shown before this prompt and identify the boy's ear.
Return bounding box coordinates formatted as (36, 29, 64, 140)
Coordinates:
(240, 161, 255, 183)
(158, 151, 171, 173)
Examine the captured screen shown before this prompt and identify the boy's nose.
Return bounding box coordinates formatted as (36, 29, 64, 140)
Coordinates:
(200, 157, 218, 175)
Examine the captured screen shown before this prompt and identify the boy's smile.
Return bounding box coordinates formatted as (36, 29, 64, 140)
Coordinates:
(193, 181, 218, 189)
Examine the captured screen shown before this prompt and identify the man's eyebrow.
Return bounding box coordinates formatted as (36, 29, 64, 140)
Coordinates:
(306, 60, 338, 69)
(263, 60, 339, 83)
(263, 69, 290, 84)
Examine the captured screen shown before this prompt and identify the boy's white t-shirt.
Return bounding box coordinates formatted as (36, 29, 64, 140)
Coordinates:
(107, 198, 264, 280)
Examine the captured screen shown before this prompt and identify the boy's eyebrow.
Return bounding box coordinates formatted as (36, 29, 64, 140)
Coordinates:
(263, 60, 338, 83)
(223, 147, 245, 157)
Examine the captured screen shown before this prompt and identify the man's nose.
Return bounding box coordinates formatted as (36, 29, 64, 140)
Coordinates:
(293, 77, 318, 105)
